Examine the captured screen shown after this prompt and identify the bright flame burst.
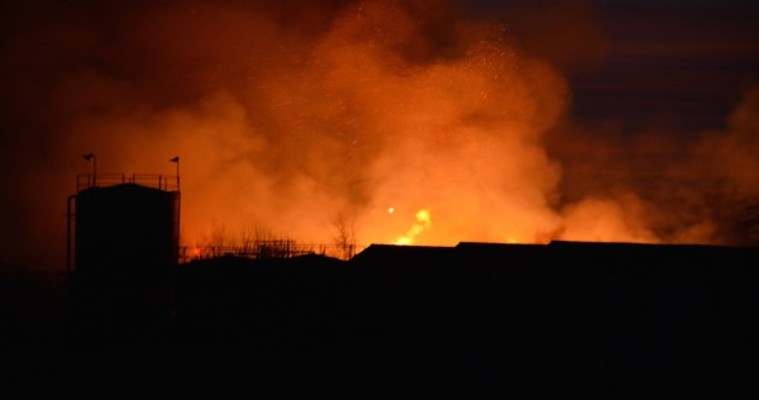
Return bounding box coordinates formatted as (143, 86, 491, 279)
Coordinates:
(394, 208, 432, 245)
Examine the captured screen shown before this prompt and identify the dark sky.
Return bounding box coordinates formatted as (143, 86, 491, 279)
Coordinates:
(576, 0, 758, 133)
(468, 0, 759, 133)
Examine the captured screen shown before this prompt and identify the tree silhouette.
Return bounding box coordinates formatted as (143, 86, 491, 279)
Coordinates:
(333, 213, 357, 260)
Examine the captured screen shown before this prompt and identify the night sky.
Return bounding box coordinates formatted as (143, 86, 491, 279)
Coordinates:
(0, 0, 757, 270)
(468, 0, 759, 132)
(576, 0, 757, 133)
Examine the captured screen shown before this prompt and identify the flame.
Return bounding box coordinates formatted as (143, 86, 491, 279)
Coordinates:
(6, 0, 754, 271)
(190, 246, 202, 258)
(394, 208, 432, 245)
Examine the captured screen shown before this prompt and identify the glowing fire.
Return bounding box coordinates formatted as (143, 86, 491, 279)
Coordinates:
(190, 246, 203, 258)
(27, 0, 751, 271)
(394, 208, 432, 245)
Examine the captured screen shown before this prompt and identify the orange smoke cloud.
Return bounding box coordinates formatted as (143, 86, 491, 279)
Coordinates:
(0, 0, 756, 269)
(54, 0, 572, 250)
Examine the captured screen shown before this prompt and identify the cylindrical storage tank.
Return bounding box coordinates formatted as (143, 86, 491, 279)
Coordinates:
(74, 184, 180, 281)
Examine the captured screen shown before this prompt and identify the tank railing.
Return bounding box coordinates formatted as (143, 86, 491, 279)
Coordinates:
(130, 174, 180, 191)
(77, 173, 180, 192)
(77, 173, 125, 192)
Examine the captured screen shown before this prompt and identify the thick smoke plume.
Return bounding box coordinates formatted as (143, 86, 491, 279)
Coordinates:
(0, 0, 755, 269)
(549, 86, 759, 246)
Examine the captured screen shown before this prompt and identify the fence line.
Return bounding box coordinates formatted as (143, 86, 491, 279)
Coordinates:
(179, 240, 364, 263)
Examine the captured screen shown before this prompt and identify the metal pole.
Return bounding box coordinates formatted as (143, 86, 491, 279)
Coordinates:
(66, 195, 76, 273)
(82, 153, 96, 187)
(169, 156, 180, 191)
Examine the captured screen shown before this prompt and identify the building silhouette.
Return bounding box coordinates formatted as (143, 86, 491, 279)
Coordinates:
(68, 173, 180, 279)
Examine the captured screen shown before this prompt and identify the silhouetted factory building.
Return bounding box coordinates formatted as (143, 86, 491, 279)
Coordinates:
(68, 174, 180, 278)
(169, 241, 758, 393)
(345, 241, 759, 386)
(66, 173, 180, 329)
(58, 168, 758, 394)
(53, 179, 759, 397)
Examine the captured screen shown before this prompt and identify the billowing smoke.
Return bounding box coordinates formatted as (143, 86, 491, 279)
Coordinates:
(549, 86, 759, 246)
(0, 0, 755, 270)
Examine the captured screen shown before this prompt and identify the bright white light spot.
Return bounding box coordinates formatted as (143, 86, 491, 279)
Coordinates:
(388, 207, 394, 214)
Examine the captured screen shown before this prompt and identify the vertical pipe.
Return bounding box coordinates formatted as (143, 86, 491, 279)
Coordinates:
(66, 195, 77, 273)
(177, 191, 181, 241)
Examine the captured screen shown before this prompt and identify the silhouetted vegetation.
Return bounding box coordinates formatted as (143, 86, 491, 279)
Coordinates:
(180, 225, 363, 262)
(333, 213, 358, 260)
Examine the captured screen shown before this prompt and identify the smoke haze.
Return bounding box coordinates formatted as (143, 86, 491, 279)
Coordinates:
(0, 0, 756, 270)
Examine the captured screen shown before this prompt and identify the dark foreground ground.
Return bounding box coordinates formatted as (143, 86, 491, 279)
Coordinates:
(2, 241, 759, 397)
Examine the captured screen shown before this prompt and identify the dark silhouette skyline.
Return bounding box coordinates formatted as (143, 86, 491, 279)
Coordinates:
(3, 240, 758, 396)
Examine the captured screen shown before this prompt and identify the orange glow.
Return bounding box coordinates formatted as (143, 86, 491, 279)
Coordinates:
(137, 1, 670, 250)
(12, 0, 750, 271)
(150, 0, 580, 251)
(190, 246, 203, 259)
(394, 208, 432, 245)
